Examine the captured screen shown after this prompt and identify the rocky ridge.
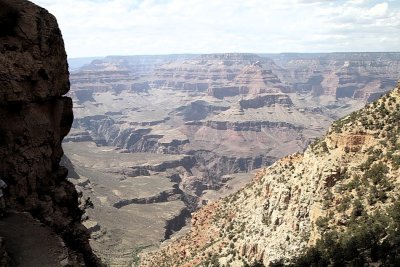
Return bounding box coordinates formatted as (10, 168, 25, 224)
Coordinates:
(139, 83, 400, 266)
(0, 0, 99, 265)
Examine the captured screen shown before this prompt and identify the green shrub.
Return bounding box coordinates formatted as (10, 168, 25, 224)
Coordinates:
(391, 155, 400, 170)
(351, 199, 364, 218)
(363, 162, 389, 185)
(285, 202, 400, 266)
(315, 217, 330, 231)
(337, 195, 351, 213)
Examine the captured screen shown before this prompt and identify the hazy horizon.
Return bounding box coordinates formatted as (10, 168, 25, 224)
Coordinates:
(68, 51, 400, 60)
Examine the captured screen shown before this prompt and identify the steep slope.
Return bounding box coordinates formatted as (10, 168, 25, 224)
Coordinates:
(140, 83, 400, 266)
(0, 0, 99, 265)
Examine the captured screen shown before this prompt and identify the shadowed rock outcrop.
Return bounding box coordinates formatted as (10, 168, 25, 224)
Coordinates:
(0, 0, 100, 265)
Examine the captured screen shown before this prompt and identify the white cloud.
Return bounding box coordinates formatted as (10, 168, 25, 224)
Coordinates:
(30, 0, 400, 57)
(347, 0, 365, 5)
(367, 2, 389, 18)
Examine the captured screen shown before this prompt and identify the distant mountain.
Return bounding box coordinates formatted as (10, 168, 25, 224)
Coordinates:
(71, 52, 400, 100)
(140, 83, 400, 266)
(68, 57, 104, 70)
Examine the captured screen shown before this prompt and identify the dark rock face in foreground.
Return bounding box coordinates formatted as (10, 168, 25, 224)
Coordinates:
(0, 0, 100, 265)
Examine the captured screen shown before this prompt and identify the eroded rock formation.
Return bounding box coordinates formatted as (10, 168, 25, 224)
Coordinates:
(139, 84, 400, 266)
(65, 52, 400, 265)
(0, 0, 99, 265)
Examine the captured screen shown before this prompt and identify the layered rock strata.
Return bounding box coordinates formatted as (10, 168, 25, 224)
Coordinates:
(140, 84, 400, 266)
(67, 44, 400, 267)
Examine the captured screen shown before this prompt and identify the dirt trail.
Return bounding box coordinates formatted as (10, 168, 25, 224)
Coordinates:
(0, 212, 69, 267)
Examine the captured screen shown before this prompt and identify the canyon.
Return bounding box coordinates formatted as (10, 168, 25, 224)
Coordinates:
(64, 52, 400, 265)
(140, 79, 400, 267)
(1, 1, 399, 266)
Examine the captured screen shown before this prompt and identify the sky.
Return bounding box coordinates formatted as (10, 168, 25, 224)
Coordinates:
(31, 0, 400, 58)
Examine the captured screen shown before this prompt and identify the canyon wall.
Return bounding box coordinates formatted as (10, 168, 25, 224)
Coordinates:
(0, 0, 99, 265)
(140, 82, 400, 266)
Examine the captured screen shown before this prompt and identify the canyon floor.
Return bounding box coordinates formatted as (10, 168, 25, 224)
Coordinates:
(62, 52, 400, 265)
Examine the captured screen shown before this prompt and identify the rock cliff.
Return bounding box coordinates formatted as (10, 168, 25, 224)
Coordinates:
(0, 0, 99, 265)
(139, 83, 400, 266)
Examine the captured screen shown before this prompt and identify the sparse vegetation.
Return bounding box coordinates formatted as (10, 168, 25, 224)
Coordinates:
(336, 195, 351, 213)
(131, 245, 151, 266)
(315, 217, 330, 231)
(271, 86, 400, 267)
(143, 86, 400, 267)
(288, 201, 400, 267)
